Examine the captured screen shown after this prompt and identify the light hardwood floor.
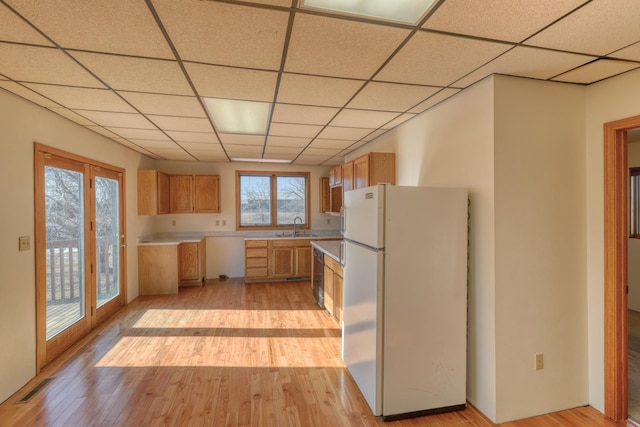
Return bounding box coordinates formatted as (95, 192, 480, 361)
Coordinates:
(0, 278, 629, 426)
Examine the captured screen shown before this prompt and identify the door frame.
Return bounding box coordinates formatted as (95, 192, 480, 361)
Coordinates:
(604, 115, 640, 421)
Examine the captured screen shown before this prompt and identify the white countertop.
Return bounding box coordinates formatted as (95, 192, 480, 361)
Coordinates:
(137, 230, 341, 246)
(311, 240, 342, 262)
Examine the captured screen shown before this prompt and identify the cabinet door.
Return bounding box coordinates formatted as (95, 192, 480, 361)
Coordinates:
(342, 161, 354, 192)
(179, 242, 199, 283)
(137, 170, 160, 215)
(194, 175, 220, 213)
(334, 272, 343, 323)
(323, 265, 334, 315)
(157, 171, 170, 214)
(353, 155, 370, 189)
(320, 177, 330, 213)
(170, 175, 194, 213)
(295, 246, 312, 276)
(333, 165, 342, 185)
(272, 247, 295, 277)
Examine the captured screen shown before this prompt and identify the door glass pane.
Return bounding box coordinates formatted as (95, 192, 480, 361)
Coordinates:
(239, 175, 271, 226)
(276, 175, 306, 225)
(95, 176, 120, 307)
(45, 166, 85, 340)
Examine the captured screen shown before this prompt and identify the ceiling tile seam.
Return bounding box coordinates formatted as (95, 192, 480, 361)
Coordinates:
(518, 0, 594, 45)
(144, 0, 226, 162)
(261, 0, 299, 160)
(545, 57, 620, 83)
(0, 0, 194, 160)
(0, 39, 54, 50)
(552, 63, 640, 85)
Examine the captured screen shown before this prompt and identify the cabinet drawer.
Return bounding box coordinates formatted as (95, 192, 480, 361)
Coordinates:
(246, 257, 268, 268)
(246, 267, 268, 278)
(271, 239, 311, 247)
(246, 240, 268, 248)
(324, 255, 342, 273)
(246, 248, 268, 258)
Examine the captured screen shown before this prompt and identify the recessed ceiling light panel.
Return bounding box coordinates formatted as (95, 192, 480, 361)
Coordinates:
(203, 98, 271, 135)
(301, 0, 436, 24)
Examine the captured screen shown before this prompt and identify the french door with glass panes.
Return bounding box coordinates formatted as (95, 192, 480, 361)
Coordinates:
(35, 144, 125, 369)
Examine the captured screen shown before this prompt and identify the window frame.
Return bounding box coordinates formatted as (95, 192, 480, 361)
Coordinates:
(235, 170, 311, 230)
(631, 167, 640, 239)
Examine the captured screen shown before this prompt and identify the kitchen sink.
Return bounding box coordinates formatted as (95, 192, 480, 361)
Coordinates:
(275, 232, 317, 238)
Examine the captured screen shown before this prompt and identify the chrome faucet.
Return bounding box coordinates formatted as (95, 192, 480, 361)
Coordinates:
(293, 216, 303, 236)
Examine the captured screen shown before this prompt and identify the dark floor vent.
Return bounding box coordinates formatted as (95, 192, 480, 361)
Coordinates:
(16, 377, 54, 403)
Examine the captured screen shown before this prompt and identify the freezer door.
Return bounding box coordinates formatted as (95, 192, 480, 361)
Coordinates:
(343, 185, 384, 249)
(342, 240, 384, 415)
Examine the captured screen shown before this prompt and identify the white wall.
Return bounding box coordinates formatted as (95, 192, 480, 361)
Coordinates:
(347, 77, 499, 421)
(629, 141, 640, 311)
(0, 88, 153, 404)
(493, 77, 587, 422)
(585, 68, 640, 412)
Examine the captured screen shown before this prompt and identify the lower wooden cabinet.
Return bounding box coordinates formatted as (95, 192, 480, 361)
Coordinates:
(323, 254, 343, 324)
(178, 239, 206, 287)
(245, 240, 269, 280)
(244, 239, 313, 282)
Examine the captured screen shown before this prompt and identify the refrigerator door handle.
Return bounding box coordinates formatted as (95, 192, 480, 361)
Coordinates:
(340, 240, 345, 267)
(340, 206, 346, 236)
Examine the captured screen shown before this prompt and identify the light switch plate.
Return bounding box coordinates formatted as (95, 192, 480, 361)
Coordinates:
(19, 236, 30, 251)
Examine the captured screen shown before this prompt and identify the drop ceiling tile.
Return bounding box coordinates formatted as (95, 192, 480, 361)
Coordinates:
(347, 139, 373, 149)
(152, 0, 288, 69)
(303, 147, 342, 156)
(331, 109, 400, 129)
(551, 59, 640, 84)
(146, 149, 196, 161)
(375, 31, 513, 86)
(191, 152, 230, 162)
(361, 130, 386, 142)
(409, 88, 461, 114)
(277, 73, 365, 107)
(180, 142, 225, 152)
(241, 0, 291, 6)
(263, 152, 297, 161)
(76, 111, 156, 129)
(272, 104, 340, 126)
(5, 0, 173, 58)
(610, 42, 640, 61)
(105, 127, 169, 140)
(147, 116, 213, 133)
(270, 123, 323, 138)
(348, 82, 441, 112)
(316, 126, 375, 141)
(323, 157, 345, 166)
(50, 108, 96, 126)
(423, 0, 587, 43)
(285, 13, 410, 79)
(119, 92, 205, 117)
(381, 113, 417, 130)
(23, 83, 135, 112)
(525, 0, 640, 56)
(130, 139, 182, 149)
(266, 136, 312, 147)
(310, 139, 355, 150)
(219, 134, 266, 146)
(166, 131, 219, 144)
(0, 4, 53, 46)
(263, 146, 304, 155)
(0, 81, 60, 108)
(293, 154, 333, 165)
(0, 44, 104, 87)
(453, 46, 596, 88)
(86, 126, 125, 140)
(71, 52, 192, 95)
(225, 145, 265, 155)
(185, 63, 277, 102)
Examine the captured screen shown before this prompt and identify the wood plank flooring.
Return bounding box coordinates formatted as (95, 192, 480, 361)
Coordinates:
(0, 278, 629, 426)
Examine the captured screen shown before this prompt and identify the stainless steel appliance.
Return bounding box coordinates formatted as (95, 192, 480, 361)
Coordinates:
(312, 246, 324, 307)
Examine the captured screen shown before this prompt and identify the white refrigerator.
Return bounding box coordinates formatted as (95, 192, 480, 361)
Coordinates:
(341, 184, 468, 421)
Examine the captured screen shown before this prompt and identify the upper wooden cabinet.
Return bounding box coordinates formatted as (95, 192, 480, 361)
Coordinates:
(137, 170, 170, 215)
(138, 171, 220, 215)
(342, 161, 354, 192)
(320, 177, 330, 213)
(194, 175, 220, 213)
(329, 165, 342, 186)
(170, 175, 194, 213)
(353, 152, 396, 189)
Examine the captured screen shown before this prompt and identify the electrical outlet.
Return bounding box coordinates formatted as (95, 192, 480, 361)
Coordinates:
(535, 353, 544, 370)
(18, 236, 30, 251)
(222, 219, 227, 226)
(172, 220, 176, 226)
(216, 220, 220, 226)
(327, 218, 331, 224)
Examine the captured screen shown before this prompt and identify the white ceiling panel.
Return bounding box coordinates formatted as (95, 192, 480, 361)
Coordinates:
(86, 126, 126, 140)
(219, 134, 266, 146)
(146, 148, 196, 161)
(453, 46, 596, 88)
(152, 0, 289, 70)
(49, 108, 97, 126)
(180, 142, 225, 152)
(263, 146, 305, 155)
(166, 131, 220, 144)
(409, 88, 461, 114)
(423, 0, 588, 43)
(272, 103, 340, 126)
(525, 0, 640, 56)
(330, 109, 400, 129)
(76, 111, 156, 129)
(185, 63, 278, 102)
(148, 116, 214, 133)
(5, 0, 173, 58)
(376, 31, 513, 87)
(266, 136, 312, 147)
(241, 0, 292, 7)
(129, 140, 183, 149)
(0, 3, 53, 46)
(551, 59, 640, 84)
(0, 81, 61, 108)
(317, 126, 375, 141)
(118, 92, 205, 118)
(285, 13, 409, 79)
(0, 43, 104, 87)
(310, 139, 356, 150)
(381, 113, 416, 130)
(361, 130, 387, 143)
(294, 154, 334, 165)
(303, 147, 343, 156)
(270, 123, 323, 138)
(277, 73, 365, 107)
(610, 42, 640, 62)
(348, 82, 441, 112)
(24, 84, 135, 112)
(106, 128, 170, 141)
(225, 145, 265, 155)
(191, 152, 230, 162)
(71, 52, 193, 95)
